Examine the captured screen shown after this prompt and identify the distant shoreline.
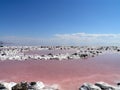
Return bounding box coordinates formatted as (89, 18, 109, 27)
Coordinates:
(0, 46, 120, 61)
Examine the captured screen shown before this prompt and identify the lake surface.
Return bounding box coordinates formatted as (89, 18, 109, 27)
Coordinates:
(0, 53, 120, 90)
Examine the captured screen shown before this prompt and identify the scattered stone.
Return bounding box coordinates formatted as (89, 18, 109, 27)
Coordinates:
(0, 46, 111, 61)
(95, 82, 115, 90)
(79, 82, 120, 90)
(12, 82, 28, 90)
(29, 81, 45, 90)
(0, 81, 59, 90)
(79, 83, 101, 90)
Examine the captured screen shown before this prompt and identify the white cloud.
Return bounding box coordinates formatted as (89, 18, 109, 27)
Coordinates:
(54, 33, 120, 46)
(55, 33, 120, 38)
(1, 33, 120, 46)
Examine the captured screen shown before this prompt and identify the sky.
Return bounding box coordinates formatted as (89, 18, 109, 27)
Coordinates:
(0, 0, 120, 45)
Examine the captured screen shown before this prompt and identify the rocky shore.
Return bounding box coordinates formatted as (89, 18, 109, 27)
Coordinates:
(0, 46, 120, 61)
(0, 81, 120, 90)
(79, 82, 120, 90)
(0, 81, 59, 90)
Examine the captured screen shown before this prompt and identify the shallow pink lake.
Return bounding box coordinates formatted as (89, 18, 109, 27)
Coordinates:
(0, 53, 120, 90)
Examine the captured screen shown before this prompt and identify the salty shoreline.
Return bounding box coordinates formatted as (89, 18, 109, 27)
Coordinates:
(0, 46, 120, 61)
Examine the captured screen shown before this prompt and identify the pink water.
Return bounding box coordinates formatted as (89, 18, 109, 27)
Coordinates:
(0, 53, 120, 90)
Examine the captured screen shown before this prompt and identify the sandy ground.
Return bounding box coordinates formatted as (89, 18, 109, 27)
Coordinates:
(0, 53, 120, 90)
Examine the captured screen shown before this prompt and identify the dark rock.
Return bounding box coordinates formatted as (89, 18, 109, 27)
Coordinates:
(95, 82, 115, 90)
(79, 83, 101, 90)
(80, 54, 88, 58)
(48, 53, 53, 57)
(117, 83, 120, 86)
(0, 83, 7, 89)
(117, 49, 120, 52)
(72, 53, 78, 56)
(12, 82, 28, 90)
(30, 82, 36, 86)
(0, 46, 3, 47)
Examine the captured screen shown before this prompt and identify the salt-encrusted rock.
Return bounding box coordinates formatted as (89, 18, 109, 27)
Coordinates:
(0, 83, 8, 90)
(1, 82, 16, 90)
(79, 82, 120, 90)
(79, 83, 101, 90)
(28, 82, 36, 89)
(30, 82, 36, 86)
(12, 82, 28, 90)
(28, 81, 59, 90)
(117, 83, 120, 86)
(0, 83, 7, 90)
(95, 82, 116, 90)
(28, 81, 45, 90)
(0, 81, 59, 90)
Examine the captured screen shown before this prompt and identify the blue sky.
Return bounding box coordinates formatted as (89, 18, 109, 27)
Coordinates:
(0, 0, 120, 45)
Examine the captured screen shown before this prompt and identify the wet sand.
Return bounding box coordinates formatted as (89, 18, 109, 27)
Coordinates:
(0, 53, 120, 90)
